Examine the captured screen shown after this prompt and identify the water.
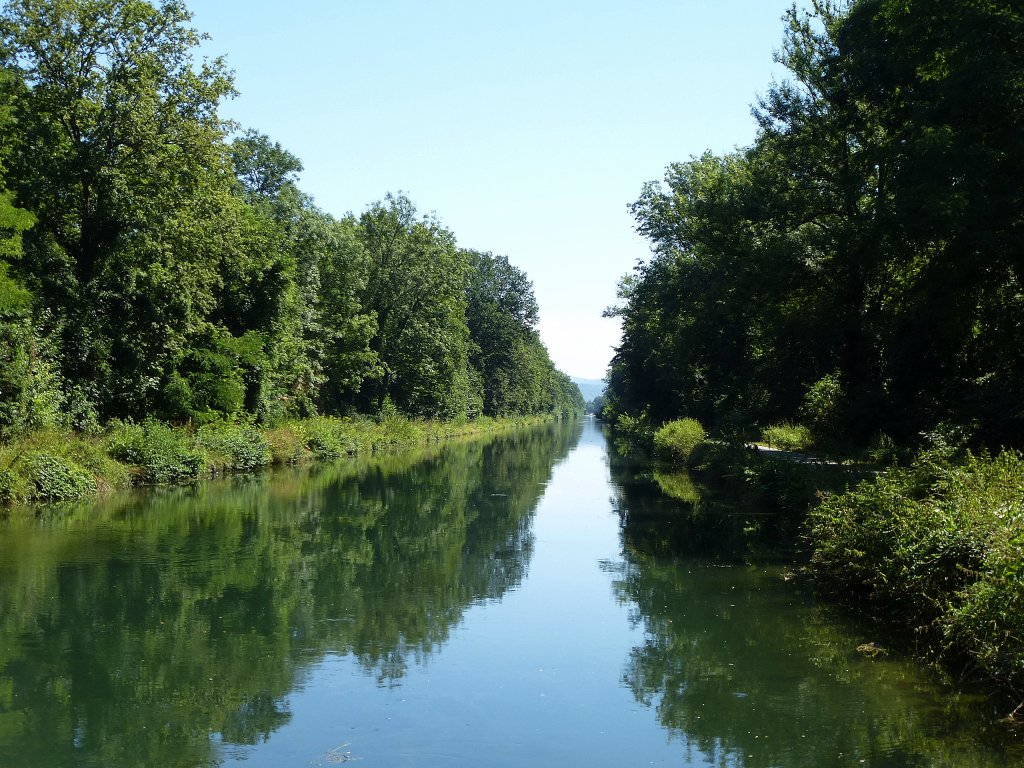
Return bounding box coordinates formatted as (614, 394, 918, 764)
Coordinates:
(0, 418, 1020, 767)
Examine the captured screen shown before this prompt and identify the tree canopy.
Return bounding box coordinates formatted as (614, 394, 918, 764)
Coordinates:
(0, 0, 582, 436)
(606, 0, 1024, 448)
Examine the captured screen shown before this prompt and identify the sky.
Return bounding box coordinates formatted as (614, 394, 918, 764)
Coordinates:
(187, 0, 808, 381)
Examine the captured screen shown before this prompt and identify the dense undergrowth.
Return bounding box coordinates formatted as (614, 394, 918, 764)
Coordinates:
(694, 435, 1024, 699)
(0, 414, 559, 507)
(807, 448, 1024, 697)
(606, 410, 1024, 703)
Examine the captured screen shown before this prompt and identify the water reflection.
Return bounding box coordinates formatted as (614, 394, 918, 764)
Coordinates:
(607, 447, 797, 564)
(606, 438, 1024, 767)
(0, 422, 581, 768)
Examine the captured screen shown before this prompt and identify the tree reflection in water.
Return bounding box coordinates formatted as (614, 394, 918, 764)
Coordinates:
(606, 445, 1023, 768)
(0, 421, 581, 768)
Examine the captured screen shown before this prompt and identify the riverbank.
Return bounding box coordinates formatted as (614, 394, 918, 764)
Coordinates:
(687, 440, 1024, 713)
(0, 413, 572, 507)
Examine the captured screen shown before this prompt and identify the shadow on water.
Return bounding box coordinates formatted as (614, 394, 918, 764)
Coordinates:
(603, 428, 1024, 768)
(0, 421, 582, 768)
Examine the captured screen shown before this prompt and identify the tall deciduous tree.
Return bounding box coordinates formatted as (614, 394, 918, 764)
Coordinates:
(463, 249, 542, 416)
(357, 194, 472, 419)
(610, 0, 1024, 446)
(1, 0, 236, 420)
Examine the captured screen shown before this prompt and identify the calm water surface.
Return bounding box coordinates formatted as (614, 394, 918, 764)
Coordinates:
(0, 418, 1021, 767)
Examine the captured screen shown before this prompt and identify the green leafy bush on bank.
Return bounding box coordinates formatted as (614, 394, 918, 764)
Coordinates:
(653, 418, 707, 464)
(0, 429, 131, 504)
(108, 420, 206, 484)
(196, 422, 272, 474)
(761, 422, 813, 451)
(807, 449, 1024, 690)
(0, 413, 564, 506)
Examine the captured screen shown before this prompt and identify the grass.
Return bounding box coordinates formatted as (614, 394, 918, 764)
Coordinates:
(0, 412, 567, 507)
(760, 422, 814, 451)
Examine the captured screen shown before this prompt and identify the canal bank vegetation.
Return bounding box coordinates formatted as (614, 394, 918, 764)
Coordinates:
(602, 0, 1024, 708)
(0, 412, 571, 506)
(0, 0, 583, 506)
(0, 422, 583, 764)
(809, 446, 1024, 696)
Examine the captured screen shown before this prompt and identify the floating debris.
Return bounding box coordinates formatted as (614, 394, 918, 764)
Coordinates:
(318, 744, 359, 764)
(856, 642, 889, 658)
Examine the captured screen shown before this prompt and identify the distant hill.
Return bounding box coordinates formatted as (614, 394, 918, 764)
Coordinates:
(572, 378, 606, 403)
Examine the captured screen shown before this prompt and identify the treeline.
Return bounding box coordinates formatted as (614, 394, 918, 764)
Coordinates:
(606, 0, 1024, 448)
(0, 0, 582, 439)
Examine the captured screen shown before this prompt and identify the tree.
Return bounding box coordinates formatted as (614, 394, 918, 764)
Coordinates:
(230, 129, 303, 200)
(610, 0, 1024, 446)
(463, 249, 540, 415)
(356, 194, 472, 419)
(1, 0, 236, 420)
(0, 63, 58, 436)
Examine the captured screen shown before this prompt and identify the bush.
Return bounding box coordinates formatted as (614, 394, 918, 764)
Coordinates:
(107, 420, 205, 484)
(196, 421, 272, 474)
(0, 465, 28, 505)
(60, 434, 131, 492)
(302, 417, 360, 460)
(800, 371, 844, 437)
(652, 418, 706, 464)
(0, 429, 130, 504)
(807, 449, 1024, 690)
(760, 422, 813, 451)
(20, 452, 97, 501)
(264, 424, 310, 465)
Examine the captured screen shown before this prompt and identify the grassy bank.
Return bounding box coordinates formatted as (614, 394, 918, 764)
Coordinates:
(807, 448, 1024, 700)
(0, 413, 565, 507)
(689, 437, 1024, 706)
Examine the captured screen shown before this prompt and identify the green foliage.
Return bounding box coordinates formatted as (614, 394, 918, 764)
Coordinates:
(0, 318, 64, 437)
(0, 429, 129, 503)
(606, 0, 1024, 447)
(800, 372, 845, 439)
(0, 1, 578, 436)
(196, 422, 272, 474)
(2, 0, 238, 419)
(300, 417, 362, 461)
(107, 420, 205, 484)
(808, 450, 1024, 688)
(18, 451, 97, 502)
(263, 424, 310, 465)
(761, 422, 813, 451)
(356, 194, 472, 419)
(463, 248, 566, 418)
(652, 418, 707, 464)
(612, 411, 654, 453)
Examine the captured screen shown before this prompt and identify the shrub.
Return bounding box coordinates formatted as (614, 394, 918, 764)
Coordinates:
(197, 422, 272, 474)
(19, 451, 97, 502)
(807, 449, 1024, 690)
(800, 371, 845, 437)
(302, 417, 359, 460)
(652, 418, 706, 464)
(107, 420, 205, 484)
(760, 422, 813, 451)
(264, 424, 310, 465)
(61, 434, 131, 492)
(0, 455, 30, 504)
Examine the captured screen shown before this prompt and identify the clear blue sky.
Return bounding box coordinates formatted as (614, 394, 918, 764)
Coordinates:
(189, 0, 808, 380)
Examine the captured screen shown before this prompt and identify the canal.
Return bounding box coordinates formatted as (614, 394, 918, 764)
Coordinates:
(0, 417, 1020, 766)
